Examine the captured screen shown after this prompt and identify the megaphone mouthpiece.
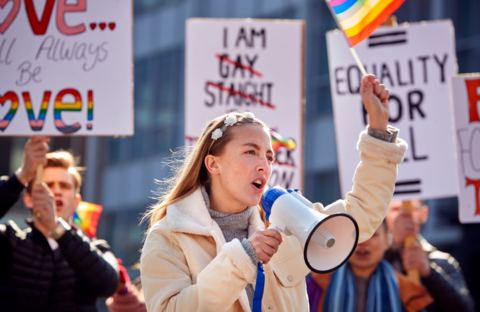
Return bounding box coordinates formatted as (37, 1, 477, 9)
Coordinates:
(262, 186, 288, 220)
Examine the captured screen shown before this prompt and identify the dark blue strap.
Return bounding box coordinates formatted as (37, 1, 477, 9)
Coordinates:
(252, 262, 265, 312)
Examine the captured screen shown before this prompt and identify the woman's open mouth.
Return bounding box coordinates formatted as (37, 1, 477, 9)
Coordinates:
(251, 177, 266, 191)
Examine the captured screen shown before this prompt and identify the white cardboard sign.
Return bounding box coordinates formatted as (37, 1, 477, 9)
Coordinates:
(185, 19, 304, 189)
(0, 0, 133, 136)
(327, 20, 458, 200)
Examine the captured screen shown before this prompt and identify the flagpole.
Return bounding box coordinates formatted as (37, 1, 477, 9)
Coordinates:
(349, 47, 367, 76)
(325, 1, 368, 76)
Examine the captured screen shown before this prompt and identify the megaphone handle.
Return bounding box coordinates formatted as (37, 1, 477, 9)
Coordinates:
(404, 235, 420, 283)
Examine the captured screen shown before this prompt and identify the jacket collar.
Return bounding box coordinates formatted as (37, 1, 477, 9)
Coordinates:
(164, 187, 263, 312)
(17, 219, 52, 250)
(165, 187, 265, 236)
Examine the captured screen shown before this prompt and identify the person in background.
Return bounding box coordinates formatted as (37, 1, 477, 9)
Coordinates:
(107, 260, 147, 312)
(308, 221, 433, 312)
(140, 74, 408, 311)
(0, 141, 119, 311)
(384, 199, 475, 311)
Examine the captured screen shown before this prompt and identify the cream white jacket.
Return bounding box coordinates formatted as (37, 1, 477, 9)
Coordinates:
(141, 130, 407, 312)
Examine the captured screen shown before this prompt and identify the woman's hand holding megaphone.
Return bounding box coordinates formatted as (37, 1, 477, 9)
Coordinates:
(249, 229, 283, 264)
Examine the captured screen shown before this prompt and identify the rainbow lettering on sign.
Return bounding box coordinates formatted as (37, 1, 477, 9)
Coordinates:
(54, 88, 82, 134)
(87, 90, 94, 130)
(0, 92, 19, 131)
(1, 89, 95, 134)
(23, 91, 50, 131)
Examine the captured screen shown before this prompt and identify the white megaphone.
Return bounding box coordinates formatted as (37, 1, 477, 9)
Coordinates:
(262, 186, 359, 273)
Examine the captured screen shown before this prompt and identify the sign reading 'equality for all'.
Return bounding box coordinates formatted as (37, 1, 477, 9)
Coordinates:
(0, 0, 133, 136)
(185, 19, 304, 190)
(451, 75, 480, 223)
(327, 20, 458, 200)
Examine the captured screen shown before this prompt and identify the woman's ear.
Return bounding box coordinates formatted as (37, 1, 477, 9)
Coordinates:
(204, 155, 220, 175)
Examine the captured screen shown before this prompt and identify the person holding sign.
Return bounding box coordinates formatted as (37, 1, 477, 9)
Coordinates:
(0, 145, 120, 311)
(141, 75, 407, 311)
(385, 200, 475, 311)
(0, 137, 49, 215)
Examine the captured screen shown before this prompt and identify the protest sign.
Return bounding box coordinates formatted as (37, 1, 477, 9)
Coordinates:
(185, 19, 304, 189)
(0, 0, 133, 135)
(327, 20, 458, 199)
(451, 74, 480, 223)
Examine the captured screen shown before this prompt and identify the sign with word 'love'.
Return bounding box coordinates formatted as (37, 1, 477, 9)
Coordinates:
(0, 0, 133, 136)
(185, 19, 305, 190)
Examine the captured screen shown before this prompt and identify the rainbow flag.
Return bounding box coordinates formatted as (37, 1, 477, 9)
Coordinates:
(326, 0, 405, 46)
(270, 130, 296, 153)
(73, 201, 103, 238)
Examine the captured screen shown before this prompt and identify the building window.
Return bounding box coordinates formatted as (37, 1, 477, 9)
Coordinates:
(134, 0, 185, 15)
(108, 48, 183, 164)
(305, 169, 341, 205)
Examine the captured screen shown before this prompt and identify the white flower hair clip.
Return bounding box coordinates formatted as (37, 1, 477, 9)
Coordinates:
(224, 115, 237, 127)
(243, 112, 255, 119)
(211, 128, 223, 140)
(211, 114, 239, 141)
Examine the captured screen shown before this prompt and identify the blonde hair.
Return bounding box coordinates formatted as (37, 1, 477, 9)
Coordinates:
(27, 150, 83, 193)
(144, 112, 268, 228)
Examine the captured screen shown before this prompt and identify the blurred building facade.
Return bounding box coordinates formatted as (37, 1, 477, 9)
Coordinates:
(1, 0, 479, 307)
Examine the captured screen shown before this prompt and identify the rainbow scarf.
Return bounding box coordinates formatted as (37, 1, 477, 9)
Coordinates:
(73, 201, 103, 238)
(326, 0, 405, 46)
(324, 261, 403, 312)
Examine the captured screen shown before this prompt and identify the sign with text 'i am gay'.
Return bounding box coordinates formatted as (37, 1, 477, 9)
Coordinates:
(0, 0, 133, 136)
(185, 19, 305, 190)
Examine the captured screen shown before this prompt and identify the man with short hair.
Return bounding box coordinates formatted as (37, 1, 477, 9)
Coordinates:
(385, 199, 475, 312)
(0, 138, 119, 311)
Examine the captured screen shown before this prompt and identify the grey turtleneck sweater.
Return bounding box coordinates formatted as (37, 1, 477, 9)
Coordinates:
(201, 187, 259, 307)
